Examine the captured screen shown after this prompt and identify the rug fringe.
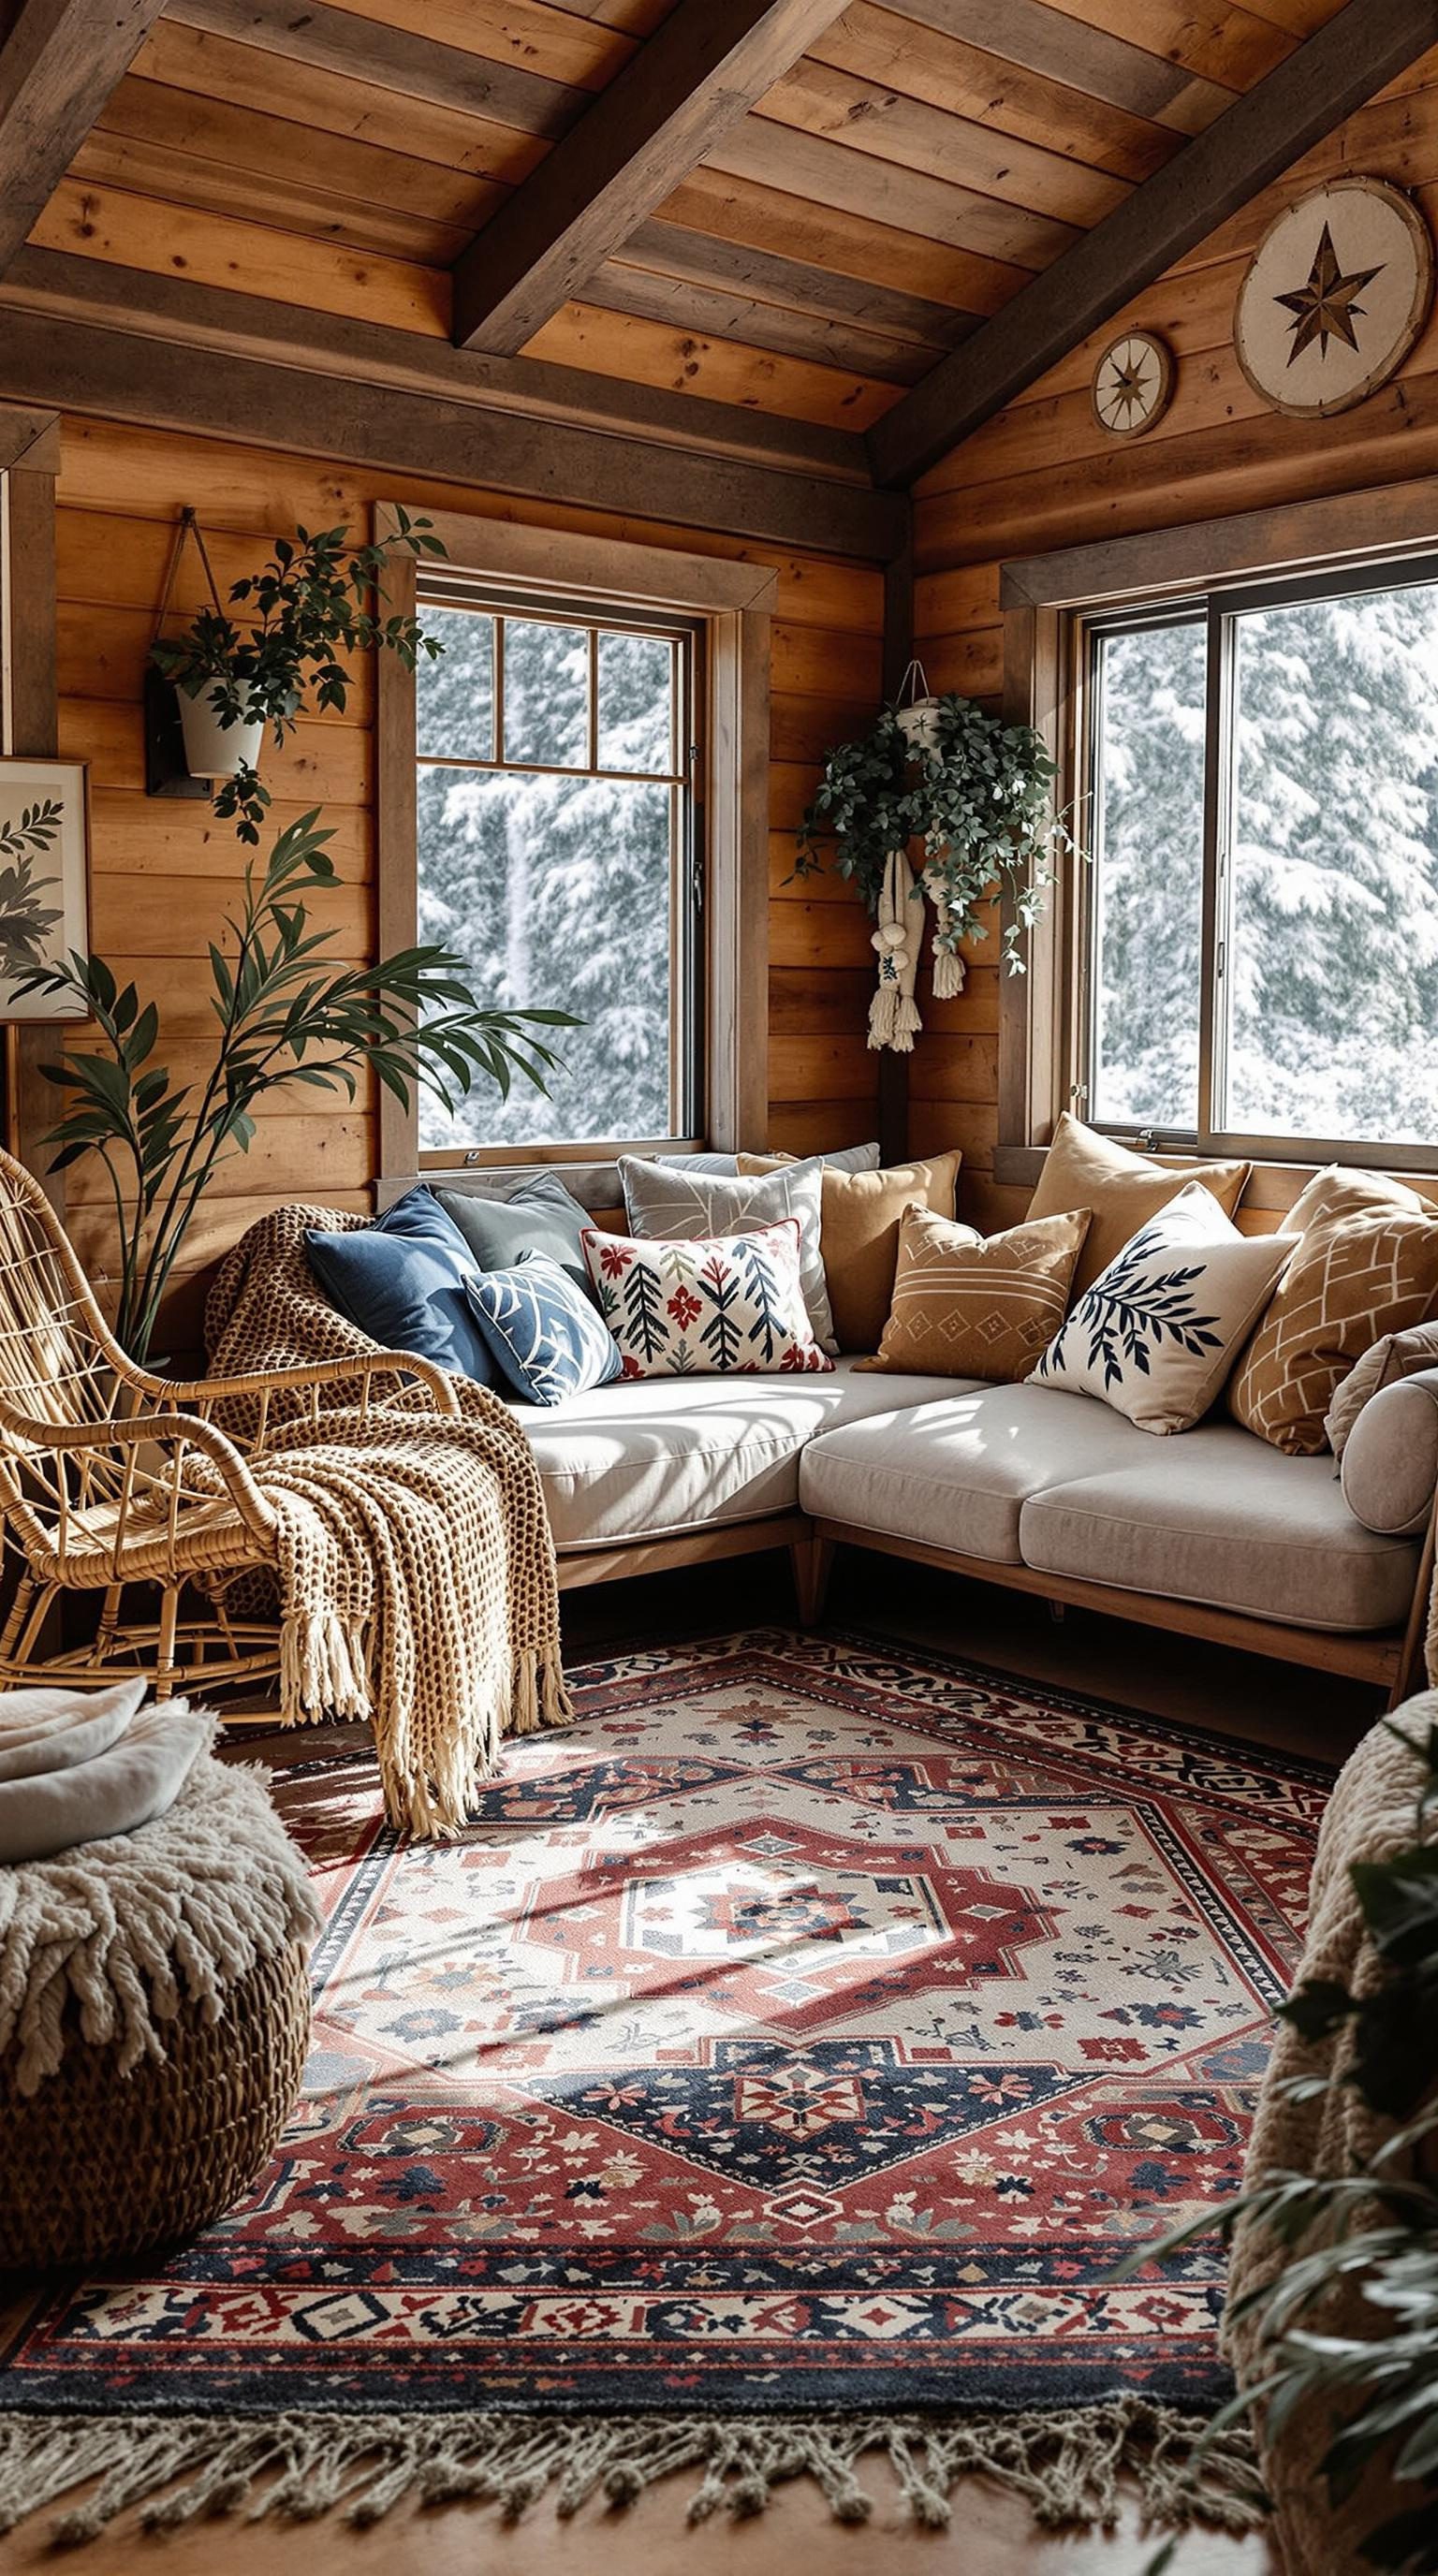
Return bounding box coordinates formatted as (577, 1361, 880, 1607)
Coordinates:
(0, 2400, 1264, 2546)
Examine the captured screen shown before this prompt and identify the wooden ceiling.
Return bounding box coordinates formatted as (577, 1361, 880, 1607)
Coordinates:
(1, 0, 1435, 549)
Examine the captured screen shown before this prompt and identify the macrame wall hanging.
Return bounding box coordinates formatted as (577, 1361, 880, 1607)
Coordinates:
(868, 664, 965, 1054)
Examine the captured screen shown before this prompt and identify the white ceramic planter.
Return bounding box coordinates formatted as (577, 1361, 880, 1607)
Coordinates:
(895, 696, 944, 754)
(178, 683, 264, 782)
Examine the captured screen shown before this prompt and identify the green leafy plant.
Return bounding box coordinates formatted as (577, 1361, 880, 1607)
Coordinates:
(1123, 1715, 1438, 2573)
(150, 510, 446, 843)
(0, 799, 65, 979)
(13, 812, 574, 1363)
(794, 694, 1073, 972)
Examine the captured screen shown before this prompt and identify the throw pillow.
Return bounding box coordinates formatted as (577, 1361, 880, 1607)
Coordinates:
(739, 1149, 962, 1354)
(305, 1186, 495, 1383)
(467, 1252, 622, 1406)
(860, 1203, 1091, 1381)
(620, 1152, 836, 1353)
(581, 1217, 833, 1378)
(1228, 1168, 1438, 1456)
(1026, 1112, 1252, 1295)
(430, 1173, 594, 1294)
(1030, 1181, 1294, 1436)
(1327, 1317, 1438, 1458)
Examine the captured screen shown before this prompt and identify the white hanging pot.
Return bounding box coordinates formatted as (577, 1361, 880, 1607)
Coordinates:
(178, 682, 264, 782)
(895, 695, 944, 754)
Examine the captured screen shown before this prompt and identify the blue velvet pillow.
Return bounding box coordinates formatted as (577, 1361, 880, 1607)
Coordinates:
(467, 1252, 622, 1405)
(305, 1186, 495, 1383)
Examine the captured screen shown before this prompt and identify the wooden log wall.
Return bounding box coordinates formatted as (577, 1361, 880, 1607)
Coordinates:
(910, 45, 1438, 1233)
(49, 412, 881, 1350)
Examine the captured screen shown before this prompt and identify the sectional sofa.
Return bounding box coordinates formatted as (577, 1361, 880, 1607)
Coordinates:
(419, 1156, 1438, 1709)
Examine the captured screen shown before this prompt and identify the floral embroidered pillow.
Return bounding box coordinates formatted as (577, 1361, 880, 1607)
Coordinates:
(581, 1218, 834, 1379)
(1029, 1181, 1294, 1435)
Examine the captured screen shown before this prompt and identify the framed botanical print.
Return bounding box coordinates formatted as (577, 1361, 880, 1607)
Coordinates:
(0, 758, 91, 1019)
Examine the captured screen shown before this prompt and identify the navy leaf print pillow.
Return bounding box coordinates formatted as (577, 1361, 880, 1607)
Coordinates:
(1029, 1181, 1292, 1435)
(467, 1253, 622, 1406)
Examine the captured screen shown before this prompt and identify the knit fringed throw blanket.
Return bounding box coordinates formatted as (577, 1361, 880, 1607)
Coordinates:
(205, 1204, 573, 1837)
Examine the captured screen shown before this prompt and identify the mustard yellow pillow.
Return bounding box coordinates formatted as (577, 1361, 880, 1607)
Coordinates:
(1028, 1113, 1250, 1295)
(860, 1202, 1091, 1380)
(739, 1150, 961, 1353)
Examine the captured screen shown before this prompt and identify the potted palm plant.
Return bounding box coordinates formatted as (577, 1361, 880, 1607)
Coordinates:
(13, 813, 574, 1363)
(150, 508, 446, 842)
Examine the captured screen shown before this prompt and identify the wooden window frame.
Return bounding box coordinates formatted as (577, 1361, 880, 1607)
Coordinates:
(998, 475, 1438, 1213)
(375, 505, 774, 1185)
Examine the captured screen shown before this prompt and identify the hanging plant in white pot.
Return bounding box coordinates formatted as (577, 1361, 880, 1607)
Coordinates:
(795, 668, 1074, 1052)
(149, 506, 447, 842)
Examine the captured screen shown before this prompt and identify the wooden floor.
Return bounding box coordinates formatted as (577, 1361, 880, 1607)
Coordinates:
(4, 1549, 1374, 2576)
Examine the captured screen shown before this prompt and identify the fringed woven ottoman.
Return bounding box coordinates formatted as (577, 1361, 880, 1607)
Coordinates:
(0, 1737, 318, 2271)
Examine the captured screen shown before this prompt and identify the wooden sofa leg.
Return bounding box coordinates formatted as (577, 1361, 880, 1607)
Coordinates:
(791, 1536, 834, 1627)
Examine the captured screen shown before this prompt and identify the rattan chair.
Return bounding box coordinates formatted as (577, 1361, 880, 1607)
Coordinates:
(0, 1146, 458, 1698)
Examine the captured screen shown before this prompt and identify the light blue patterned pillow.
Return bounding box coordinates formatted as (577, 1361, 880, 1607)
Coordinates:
(467, 1252, 622, 1406)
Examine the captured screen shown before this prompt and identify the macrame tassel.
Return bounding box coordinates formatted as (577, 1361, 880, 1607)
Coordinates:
(868, 850, 921, 1053)
(924, 871, 967, 1000)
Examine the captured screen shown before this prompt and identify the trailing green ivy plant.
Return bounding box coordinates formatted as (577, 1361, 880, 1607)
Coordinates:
(12, 812, 574, 1363)
(150, 510, 446, 843)
(793, 693, 1073, 973)
(1124, 1713, 1438, 2574)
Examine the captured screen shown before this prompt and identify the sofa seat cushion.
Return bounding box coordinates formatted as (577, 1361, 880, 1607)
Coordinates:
(1020, 1426, 1419, 1632)
(799, 1383, 1153, 1566)
(520, 1359, 965, 1551)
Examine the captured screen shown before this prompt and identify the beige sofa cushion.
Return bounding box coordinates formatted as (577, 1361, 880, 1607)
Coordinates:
(1339, 1369, 1438, 1538)
(1228, 1168, 1438, 1456)
(1027, 1112, 1251, 1295)
(519, 1358, 963, 1551)
(1020, 1426, 1418, 1632)
(798, 1382, 1154, 1566)
(861, 1203, 1090, 1382)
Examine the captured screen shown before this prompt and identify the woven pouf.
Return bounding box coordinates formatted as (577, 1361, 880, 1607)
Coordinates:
(0, 1936, 311, 2271)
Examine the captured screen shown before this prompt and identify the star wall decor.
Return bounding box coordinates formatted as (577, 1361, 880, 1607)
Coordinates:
(1091, 328, 1174, 436)
(1235, 178, 1432, 419)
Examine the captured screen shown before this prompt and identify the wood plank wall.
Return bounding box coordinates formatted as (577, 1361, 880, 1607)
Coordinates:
(49, 412, 881, 1349)
(910, 46, 1438, 1233)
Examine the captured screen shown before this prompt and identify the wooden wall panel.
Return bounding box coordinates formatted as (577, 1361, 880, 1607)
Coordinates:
(911, 50, 1438, 1223)
(49, 411, 881, 1348)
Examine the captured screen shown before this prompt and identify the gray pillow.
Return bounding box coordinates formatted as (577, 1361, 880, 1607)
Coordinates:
(619, 1152, 837, 1354)
(430, 1174, 594, 1292)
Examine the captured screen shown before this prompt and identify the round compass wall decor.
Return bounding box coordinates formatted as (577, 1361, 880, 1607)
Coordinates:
(1091, 329, 1174, 436)
(1235, 177, 1432, 418)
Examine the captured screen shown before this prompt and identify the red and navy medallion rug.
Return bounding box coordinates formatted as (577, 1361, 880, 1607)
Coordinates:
(0, 1630, 1331, 2539)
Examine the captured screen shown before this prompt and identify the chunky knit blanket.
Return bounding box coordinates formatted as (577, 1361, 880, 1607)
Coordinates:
(205, 1203, 573, 1839)
(1224, 1701, 1437, 2570)
(0, 1737, 318, 2094)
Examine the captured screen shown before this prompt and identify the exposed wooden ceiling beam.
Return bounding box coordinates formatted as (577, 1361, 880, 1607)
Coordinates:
(0, 256, 906, 561)
(452, 0, 852, 356)
(0, 0, 169, 279)
(162, 0, 580, 139)
(867, 0, 1438, 490)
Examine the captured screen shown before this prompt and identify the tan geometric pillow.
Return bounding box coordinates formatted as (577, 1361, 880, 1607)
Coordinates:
(739, 1150, 961, 1354)
(1325, 1317, 1438, 1458)
(1228, 1168, 1438, 1455)
(1027, 1112, 1251, 1296)
(858, 1203, 1091, 1381)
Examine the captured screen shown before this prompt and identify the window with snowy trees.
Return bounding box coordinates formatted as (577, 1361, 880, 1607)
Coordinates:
(414, 592, 703, 1156)
(1079, 559, 1438, 1160)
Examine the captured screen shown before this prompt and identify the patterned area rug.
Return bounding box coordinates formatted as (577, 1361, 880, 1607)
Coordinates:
(0, 1629, 1331, 2541)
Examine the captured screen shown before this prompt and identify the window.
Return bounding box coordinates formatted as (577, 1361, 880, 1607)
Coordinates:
(414, 590, 703, 1156)
(1079, 557, 1438, 1163)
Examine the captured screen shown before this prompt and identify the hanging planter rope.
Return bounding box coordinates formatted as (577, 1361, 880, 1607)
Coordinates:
(794, 685, 1074, 1054)
(151, 511, 266, 785)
